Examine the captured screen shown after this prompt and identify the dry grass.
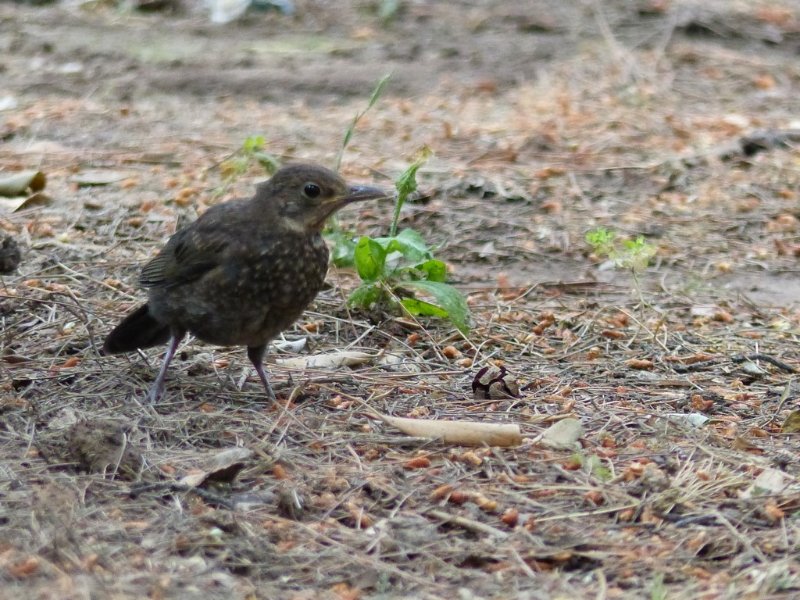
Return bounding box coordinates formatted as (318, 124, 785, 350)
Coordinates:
(2, 1, 800, 598)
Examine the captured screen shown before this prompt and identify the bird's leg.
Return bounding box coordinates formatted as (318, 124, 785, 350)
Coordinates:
(247, 344, 276, 401)
(147, 331, 184, 403)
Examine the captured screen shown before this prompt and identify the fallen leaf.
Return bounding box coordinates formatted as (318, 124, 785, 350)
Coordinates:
(540, 418, 583, 449)
(378, 413, 522, 447)
(781, 411, 800, 433)
(741, 468, 791, 499)
(178, 447, 254, 487)
(277, 350, 373, 369)
(403, 456, 431, 469)
(665, 413, 709, 427)
(626, 358, 654, 370)
(739, 361, 768, 376)
(272, 337, 308, 353)
(6, 555, 39, 578)
(500, 507, 519, 527)
(71, 170, 136, 187)
(0, 170, 46, 196)
(0, 192, 51, 213)
(754, 468, 790, 494)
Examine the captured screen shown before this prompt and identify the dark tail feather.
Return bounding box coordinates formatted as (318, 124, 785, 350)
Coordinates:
(103, 304, 171, 354)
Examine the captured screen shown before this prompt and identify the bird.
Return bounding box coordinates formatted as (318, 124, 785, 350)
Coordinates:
(103, 163, 387, 403)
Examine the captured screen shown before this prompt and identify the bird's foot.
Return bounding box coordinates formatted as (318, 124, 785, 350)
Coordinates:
(147, 380, 165, 404)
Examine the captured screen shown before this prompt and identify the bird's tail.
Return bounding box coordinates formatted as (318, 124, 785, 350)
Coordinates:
(103, 304, 171, 354)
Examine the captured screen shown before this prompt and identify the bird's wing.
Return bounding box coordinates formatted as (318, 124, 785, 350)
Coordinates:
(139, 226, 231, 288)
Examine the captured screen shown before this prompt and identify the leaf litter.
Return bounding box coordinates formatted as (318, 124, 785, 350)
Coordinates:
(1, 1, 800, 598)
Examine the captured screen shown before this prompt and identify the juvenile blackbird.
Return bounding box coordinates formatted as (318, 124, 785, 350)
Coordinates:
(103, 164, 386, 402)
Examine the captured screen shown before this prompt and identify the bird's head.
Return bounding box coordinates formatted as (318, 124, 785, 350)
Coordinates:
(255, 164, 388, 233)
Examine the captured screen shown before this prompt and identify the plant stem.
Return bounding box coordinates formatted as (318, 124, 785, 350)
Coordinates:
(390, 191, 405, 237)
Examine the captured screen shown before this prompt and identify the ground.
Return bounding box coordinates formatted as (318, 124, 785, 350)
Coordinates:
(1, 0, 799, 598)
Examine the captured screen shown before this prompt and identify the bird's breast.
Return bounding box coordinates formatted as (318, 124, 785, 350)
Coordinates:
(148, 233, 331, 347)
(247, 234, 329, 305)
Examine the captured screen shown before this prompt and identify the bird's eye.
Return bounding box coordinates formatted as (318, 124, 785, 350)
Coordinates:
(303, 183, 321, 199)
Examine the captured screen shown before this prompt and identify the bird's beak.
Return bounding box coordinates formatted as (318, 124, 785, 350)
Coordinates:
(310, 185, 390, 231)
(342, 185, 390, 204)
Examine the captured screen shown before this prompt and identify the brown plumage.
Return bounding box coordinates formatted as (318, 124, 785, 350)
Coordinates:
(103, 164, 386, 402)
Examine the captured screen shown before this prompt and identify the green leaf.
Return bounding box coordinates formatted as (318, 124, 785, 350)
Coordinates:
(415, 259, 447, 282)
(252, 151, 280, 174)
(391, 146, 432, 236)
(395, 146, 432, 197)
(395, 228, 431, 256)
(585, 454, 612, 482)
(242, 134, 265, 153)
(366, 73, 392, 110)
(621, 235, 656, 272)
(327, 231, 357, 267)
(341, 122, 356, 152)
(336, 74, 392, 171)
(354, 236, 387, 281)
(401, 297, 449, 318)
(402, 280, 470, 334)
(348, 283, 385, 309)
(585, 227, 616, 257)
(374, 228, 433, 263)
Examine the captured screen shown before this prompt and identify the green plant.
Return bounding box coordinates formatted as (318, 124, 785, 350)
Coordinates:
(572, 453, 613, 482)
(585, 227, 656, 273)
(649, 572, 667, 600)
(334, 151, 470, 334)
(335, 74, 392, 171)
(586, 227, 657, 307)
(327, 74, 391, 238)
(329, 75, 469, 334)
(216, 135, 280, 196)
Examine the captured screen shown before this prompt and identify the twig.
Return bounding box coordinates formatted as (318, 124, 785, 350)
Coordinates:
(732, 353, 797, 374)
(427, 508, 508, 539)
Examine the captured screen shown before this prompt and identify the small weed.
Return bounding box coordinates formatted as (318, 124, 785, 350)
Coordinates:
(573, 453, 613, 482)
(332, 150, 470, 334)
(335, 74, 392, 171)
(585, 227, 656, 273)
(215, 134, 280, 197)
(327, 75, 470, 334)
(586, 227, 657, 306)
(649, 572, 667, 600)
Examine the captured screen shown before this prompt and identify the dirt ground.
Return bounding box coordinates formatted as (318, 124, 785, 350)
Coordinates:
(1, 0, 799, 598)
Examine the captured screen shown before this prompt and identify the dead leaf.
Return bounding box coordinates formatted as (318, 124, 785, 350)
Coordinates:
(626, 358, 654, 370)
(741, 467, 791, 499)
(781, 411, 800, 433)
(666, 413, 709, 428)
(277, 350, 374, 369)
(0, 170, 46, 196)
(378, 414, 522, 447)
(272, 337, 308, 353)
(0, 192, 51, 213)
(71, 170, 136, 187)
(403, 456, 432, 469)
(539, 418, 583, 449)
(178, 447, 254, 488)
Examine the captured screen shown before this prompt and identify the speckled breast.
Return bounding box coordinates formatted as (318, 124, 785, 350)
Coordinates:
(152, 232, 331, 348)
